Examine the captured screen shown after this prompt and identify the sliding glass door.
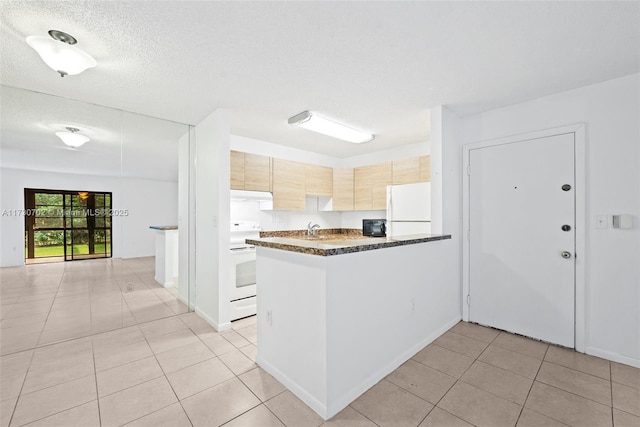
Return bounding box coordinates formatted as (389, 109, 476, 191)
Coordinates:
(25, 188, 112, 262)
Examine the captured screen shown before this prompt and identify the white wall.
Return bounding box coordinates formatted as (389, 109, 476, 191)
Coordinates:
(193, 109, 232, 331)
(0, 167, 177, 267)
(120, 178, 179, 258)
(231, 198, 341, 231)
(460, 73, 640, 366)
(339, 140, 430, 168)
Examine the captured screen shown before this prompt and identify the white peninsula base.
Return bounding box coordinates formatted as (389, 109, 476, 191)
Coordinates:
(149, 226, 178, 288)
(255, 238, 460, 420)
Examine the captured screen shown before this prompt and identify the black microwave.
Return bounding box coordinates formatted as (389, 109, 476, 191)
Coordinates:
(363, 219, 386, 237)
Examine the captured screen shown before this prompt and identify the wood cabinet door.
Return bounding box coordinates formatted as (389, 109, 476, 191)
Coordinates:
(272, 159, 306, 210)
(392, 157, 421, 185)
(305, 164, 333, 196)
(354, 166, 373, 210)
(244, 153, 271, 191)
(419, 155, 431, 182)
(332, 168, 354, 211)
(371, 162, 392, 210)
(230, 150, 245, 190)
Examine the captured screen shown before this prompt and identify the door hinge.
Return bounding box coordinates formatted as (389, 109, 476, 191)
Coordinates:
(467, 295, 470, 305)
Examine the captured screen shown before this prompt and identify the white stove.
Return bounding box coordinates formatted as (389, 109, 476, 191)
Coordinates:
(230, 221, 261, 250)
(229, 221, 260, 321)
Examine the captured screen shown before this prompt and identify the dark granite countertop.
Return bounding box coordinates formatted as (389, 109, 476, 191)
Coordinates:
(247, 231, 451, 256)
(149, 225, 178, 231)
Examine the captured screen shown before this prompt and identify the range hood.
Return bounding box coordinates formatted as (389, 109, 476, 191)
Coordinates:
(230, 190, 273, 210)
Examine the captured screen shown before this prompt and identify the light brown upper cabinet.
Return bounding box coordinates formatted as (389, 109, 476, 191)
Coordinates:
(332, 168, 354, 211)
(230, 151, 271, 191)
(371, 162, 392, 210)
(305, 164, 333, 197)
(244, 153, 271, 191)
(354, 166, 373, 211)
(230, 150, 245, 190)
(392, 157, 421, 185)
(354, 163, 391, 210)
(272, 159, 306, 210)
(419, 155, 431, 182)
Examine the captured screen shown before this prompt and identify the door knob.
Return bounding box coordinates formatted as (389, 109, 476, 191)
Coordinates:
(561, 251, 572, 259)
(561, 225, 571, 232)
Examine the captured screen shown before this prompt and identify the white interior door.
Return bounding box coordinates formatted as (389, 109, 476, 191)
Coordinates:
(469, 133, 575, 347)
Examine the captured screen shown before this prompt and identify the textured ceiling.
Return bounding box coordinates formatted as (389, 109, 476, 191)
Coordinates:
(1, 1, 639, 160)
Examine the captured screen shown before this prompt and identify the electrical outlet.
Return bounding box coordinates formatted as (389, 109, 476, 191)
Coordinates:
(266, 309, 273, 326)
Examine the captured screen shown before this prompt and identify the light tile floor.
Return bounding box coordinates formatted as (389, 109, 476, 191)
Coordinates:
(1, 258, 639, 426)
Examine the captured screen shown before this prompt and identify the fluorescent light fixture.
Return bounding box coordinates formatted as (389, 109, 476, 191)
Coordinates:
(26, 30, 96, 77)
(288, 111, 374, 144)
(56, 127, 90, 148)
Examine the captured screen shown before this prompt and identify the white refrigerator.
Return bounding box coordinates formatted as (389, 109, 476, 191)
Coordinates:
(386, 182, 431, 237)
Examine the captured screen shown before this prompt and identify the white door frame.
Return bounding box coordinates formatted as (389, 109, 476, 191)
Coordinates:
(462, 124, 586, 352)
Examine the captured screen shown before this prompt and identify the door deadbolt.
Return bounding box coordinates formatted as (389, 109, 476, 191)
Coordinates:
(561, 225, 571, 232)
(561, 251, 572, 259)
(562, 184, 571, 191)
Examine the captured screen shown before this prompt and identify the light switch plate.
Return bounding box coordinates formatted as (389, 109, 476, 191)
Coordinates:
(596, 215, 609, 229)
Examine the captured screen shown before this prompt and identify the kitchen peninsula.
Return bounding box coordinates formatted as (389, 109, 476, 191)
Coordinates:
(248, 230, 459, 420)
(149, 225, 178, 287)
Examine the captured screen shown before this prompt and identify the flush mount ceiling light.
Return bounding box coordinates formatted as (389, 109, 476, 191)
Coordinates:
(56, 127, 90, 148)
(288, 111, 374, 144)
(26, 30, 96, 77)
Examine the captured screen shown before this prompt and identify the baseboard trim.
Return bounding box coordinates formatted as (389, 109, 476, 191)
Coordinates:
(154, 275, 173, 288)
(325, 315, 461, 418)
(176, 293, 188, 305)
(257, 315, 462, 420)
(256, 355, 329, 418)
(586, 346, 640, 368)
(194, 307, 231, 332)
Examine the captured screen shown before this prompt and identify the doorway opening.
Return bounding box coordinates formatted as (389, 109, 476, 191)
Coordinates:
(24, 188, 112, 264)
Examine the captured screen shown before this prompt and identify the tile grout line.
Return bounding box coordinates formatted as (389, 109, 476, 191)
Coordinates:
(419, 326, 502, 426)
(534, 371, 616, 408)
(8, 375, 97, 427)
(343, 404, 381, 427)
(95, 312, 188, 425)
(29, 269, 64, 350)
(5, 268, 63, 427)
(609, 360, 614, 427)
(5, 348, 36, 427)
(513, 341, 550, 426)
(90, 332, 103, 427)
(383, 326, 503, 427)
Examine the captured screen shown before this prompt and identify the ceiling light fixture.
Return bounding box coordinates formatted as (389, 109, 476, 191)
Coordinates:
(56, 127, 90, 148)
(26, 30, 96, 77)
(288, 111, 374, 144)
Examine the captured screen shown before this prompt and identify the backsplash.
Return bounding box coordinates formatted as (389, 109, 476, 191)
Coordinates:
(260, 228, 362, 238)
(231, 197, 385, 232)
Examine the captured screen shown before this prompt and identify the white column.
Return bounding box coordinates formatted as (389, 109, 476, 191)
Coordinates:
(193, 109, 232, 331)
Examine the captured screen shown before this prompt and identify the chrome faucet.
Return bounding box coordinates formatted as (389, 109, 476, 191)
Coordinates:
(307, 222, 321, 237)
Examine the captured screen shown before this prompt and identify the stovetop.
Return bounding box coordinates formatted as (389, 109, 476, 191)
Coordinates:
(230, 221, 261, 250)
